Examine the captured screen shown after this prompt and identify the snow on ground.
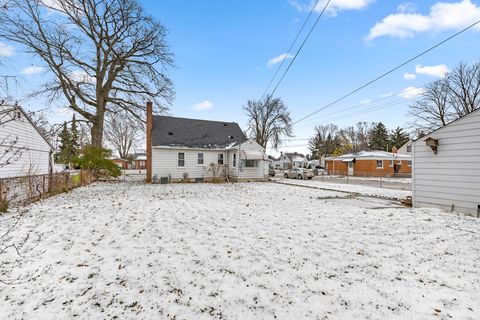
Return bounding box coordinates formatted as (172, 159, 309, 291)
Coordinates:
(274, 178, 411, 200)
(1, 182, 479, 320)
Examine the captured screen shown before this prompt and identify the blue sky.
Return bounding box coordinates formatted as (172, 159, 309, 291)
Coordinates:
(1, 0, 480, 155)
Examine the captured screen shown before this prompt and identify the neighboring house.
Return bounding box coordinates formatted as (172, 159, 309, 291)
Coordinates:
(273, 152, 308, 169)
(0, 105, 53, 179)
(111, 158, 128, 169)
(134, 155, 147, 170)
(132, 148, 146, 169)
(326, 150, 412, 177)
(145, 104, 269, 182)
(413, 108, 480, 216)
(398, 140, 413, 155)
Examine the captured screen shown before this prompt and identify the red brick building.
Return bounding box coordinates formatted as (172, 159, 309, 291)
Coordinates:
(326, 150, 411, 177)
(111, 158, 128, 170)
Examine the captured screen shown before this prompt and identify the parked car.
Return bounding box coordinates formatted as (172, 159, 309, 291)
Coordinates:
(269, 168, 276, 177)
(283, 168, 314, 180)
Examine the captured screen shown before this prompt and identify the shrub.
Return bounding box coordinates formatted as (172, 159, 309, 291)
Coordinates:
(73, 145, 121, 179)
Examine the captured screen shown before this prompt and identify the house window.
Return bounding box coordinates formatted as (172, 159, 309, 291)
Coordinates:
(178, 152, 185, 167)
(218, 153, 224, 165)
(233, 153, 237, 167)
(197, 153, 204, 165)
(389, 160, 393, 167)
(376, 160, 383, 168)
(407, 145, 412, 152)
(244, 160, 258, 167)
(407, 160, 412, 166)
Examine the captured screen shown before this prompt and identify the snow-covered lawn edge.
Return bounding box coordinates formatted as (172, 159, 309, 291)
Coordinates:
(274, 179, 411, 200)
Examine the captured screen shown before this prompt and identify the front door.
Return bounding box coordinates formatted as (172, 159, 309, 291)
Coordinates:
(348, 161, 354, 176)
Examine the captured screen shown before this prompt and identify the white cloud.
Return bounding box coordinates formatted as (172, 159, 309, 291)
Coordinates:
(193, 100, 214, 111)
(267, 53, 293, 68)
(70, 70, 95, 83)
(403, 73, 417, 80)
(0, 42, 14, 57)
(367, 0, 480, 41)
(379, 92, 394, 98)
(360, 99, 372, 104)
(55, 107, 74, 116)
(415, 64, 448, 78)
(397, 2, 416, 14)
(290, 0, 373, 15)
(399, 86, 425, 99)
(21, 66, 45, 75)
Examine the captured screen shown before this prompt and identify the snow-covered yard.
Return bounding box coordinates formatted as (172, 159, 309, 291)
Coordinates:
(273, 177, 411, 200)
(1, 182, 479, 319)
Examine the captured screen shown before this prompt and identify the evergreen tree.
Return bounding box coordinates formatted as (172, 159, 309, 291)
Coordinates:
(389, 127, 410, 149)
(57, 122, 72, 164)
(369, 122, 389, 151)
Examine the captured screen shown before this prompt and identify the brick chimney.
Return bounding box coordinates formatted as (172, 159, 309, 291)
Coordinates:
(391, 146, 398, 154)
(146, 101, 153, 183)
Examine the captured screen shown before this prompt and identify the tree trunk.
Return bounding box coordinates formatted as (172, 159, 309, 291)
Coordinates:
(90, 111, 105, 147)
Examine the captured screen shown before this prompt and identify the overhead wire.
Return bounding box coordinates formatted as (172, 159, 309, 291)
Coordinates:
(268, 0, 332, 98)
(261, 0, 322, 100)
(291, 19, 480, 126)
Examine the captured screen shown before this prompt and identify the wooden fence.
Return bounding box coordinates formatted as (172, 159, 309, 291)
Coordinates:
(0, 170, 95, 209)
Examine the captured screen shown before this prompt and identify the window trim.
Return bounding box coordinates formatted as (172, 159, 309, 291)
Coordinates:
(244, 159, 258, 168)
(197, 152, 204, 165)
(389, 160, 393, 167)
(376, 160, 383, 169)
(218, 153, 224, 165)
(177, 152, 185, 168)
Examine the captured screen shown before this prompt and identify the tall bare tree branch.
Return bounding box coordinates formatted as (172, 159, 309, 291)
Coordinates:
(244, 95, 293, 150)
(0, 0, 174, 146)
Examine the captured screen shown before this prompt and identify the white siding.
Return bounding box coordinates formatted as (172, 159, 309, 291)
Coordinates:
(151, 140, 268, 181)
(152, 148, 227, 180)
(0, 108, 51, 179)
(236, 140, 269, 180)
(413, 109, 480, 216)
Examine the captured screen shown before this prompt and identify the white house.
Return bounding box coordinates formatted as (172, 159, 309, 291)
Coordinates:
(413, 108, 480, 216)
(145, 106, 269, 182)
(273, 152, 308, 169)
(398, 140, 413, 155)
(0, 105, 53, 179)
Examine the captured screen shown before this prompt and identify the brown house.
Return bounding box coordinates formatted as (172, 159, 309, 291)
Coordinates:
(326, 150, 411, 177)
(134, 155, 147, 170)
(111, 158, 128, 170)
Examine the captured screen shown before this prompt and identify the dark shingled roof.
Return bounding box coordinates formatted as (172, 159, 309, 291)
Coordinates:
(151, 116, 247, 148)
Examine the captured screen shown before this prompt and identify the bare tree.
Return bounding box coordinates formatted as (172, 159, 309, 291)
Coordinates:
(0, 0, 174, 147)
(409, 61, 480, 131)
(447, 62, 480, 117)
(308, 124, 339, 158)
(104, 112, 142, 159)
(409, 79, 451, 131)
(355, 121, 372, 151)
(244, 95, 293, 149)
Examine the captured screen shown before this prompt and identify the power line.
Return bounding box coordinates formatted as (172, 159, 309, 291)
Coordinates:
(268, 0, 332, 98)
(292, 19, 480, 126)
(261, 0, 322, 99)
